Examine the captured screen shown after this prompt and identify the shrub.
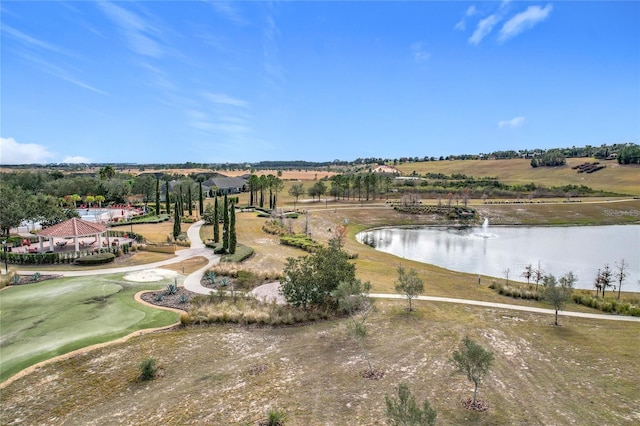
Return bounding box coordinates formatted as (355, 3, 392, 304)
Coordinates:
(31, 272, 41, 282)
(155, 293, 164, 302)
(280, 235, 321, 253)
(138, 357, 158, 381)
(179, 294, 188, 304)
(75, 253, 116, 265)
(165, 283, 178, 295)
(264, 408, 288, 426)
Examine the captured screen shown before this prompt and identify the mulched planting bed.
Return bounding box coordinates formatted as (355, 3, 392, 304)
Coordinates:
(139, 287, 198, 311)
(6, 274, 62, 285)
(462, 398, 489, 411)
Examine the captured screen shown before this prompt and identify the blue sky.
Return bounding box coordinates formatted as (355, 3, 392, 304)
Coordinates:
(1, 1, 638, 164)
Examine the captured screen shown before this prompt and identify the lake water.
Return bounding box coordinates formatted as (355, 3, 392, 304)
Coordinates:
(356, 225, 640, 291)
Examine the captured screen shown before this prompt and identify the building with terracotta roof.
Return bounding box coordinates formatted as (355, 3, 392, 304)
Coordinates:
(37, 218, 108, 252)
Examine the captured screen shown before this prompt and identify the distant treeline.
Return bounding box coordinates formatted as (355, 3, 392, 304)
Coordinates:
(2, 143, 638, 171)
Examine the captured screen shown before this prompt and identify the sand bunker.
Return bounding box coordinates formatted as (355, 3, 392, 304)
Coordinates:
(123, 269, 178, 282)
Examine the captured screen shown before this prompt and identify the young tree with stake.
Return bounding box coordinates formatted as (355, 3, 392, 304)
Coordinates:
(450, 336, 494, 407)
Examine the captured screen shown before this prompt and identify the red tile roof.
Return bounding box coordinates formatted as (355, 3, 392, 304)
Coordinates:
(38, 218, 107, 238)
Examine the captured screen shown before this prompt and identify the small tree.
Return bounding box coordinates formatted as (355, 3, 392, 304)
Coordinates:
(599, 264, 613, 298)
(188, 185, 193, 216)
(288, 183, 305, 210)
(521, 264, 533, 286)
(138, 357, 158, 381)
(503, 268, 510, 285)
(394, 265, 424, 311)
(450, 336, 494, 406)
(614, 258, 628, 301)
(544, 272, 576, 326)
(533, 261, 544, 290)
(385, 383, 437, 426)
(332, 279, 375, 374)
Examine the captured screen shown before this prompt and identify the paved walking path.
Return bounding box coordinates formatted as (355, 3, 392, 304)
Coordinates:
(6, 221, 639, 323)
(7, 221, 220, 290)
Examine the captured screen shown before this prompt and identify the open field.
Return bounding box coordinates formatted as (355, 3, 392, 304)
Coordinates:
(0, 275, 180, 382)
(2, 299, 638, 425)
(395, 158, 640, 196)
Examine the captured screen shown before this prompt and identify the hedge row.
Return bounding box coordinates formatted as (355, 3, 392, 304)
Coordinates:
(279, 235, 321, 253)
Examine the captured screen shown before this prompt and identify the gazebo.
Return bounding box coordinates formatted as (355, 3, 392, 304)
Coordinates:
(37, 218, 108, 252)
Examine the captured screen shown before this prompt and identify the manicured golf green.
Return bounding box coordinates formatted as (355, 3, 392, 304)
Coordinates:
(0, 275, 180, 383)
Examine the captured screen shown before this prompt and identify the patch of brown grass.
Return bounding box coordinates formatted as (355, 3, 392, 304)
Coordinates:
(2, 300, 638, 425)
(395, 158, 640, 196)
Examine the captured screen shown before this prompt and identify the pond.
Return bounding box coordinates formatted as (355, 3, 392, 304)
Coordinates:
(356, 224, 640, 291)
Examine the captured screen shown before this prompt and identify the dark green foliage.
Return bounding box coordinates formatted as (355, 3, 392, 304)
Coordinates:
(138, 357, 158, 381)
(199, 182, 204, 216)
(451, 336, 494, 404)
(229, 201, 236, 254)
(155, 177, 160, 216)
(213, 197, 220, 243)
(75, 253, 115, 265)
(279, 235, 321, 253)
(173, 202, 181, 239)
(178, 294, 188, 304)
(187, 185, 193, 216)
(222, 194, 229, 252)
(165, 180, 170, 214)
(617, 144, 640, 164)
(533, 149, 566, 167)
(281, 244, 356, 309)
(385, 383, 437, 426)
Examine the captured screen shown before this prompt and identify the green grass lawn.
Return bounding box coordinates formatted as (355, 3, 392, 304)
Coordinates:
(0, 275, 180, 383)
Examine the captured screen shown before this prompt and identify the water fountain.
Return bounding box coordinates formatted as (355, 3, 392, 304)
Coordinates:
(476, 217, 491, 238)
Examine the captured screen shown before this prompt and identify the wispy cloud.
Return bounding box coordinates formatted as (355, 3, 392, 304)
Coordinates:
(0, 137, 57, 164)
(454, 5, 478, 31)
(20, 53, 108, 95)
(203, 92, 248, 108)
(498, 4, 553, 43)
(411, 41, 431, 62)
(498, 116, 525, 129)
(96, 1, 164, 58)
(469, 14, 501, 45)
(208, 1, 248, 26)
(2, 24, 72, 56)
(263, 8, 285, 87)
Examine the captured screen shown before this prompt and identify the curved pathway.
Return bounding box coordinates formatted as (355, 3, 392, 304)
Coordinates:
(8, 221, 639, 322)
(9, 221, 219, 292)
(250, 282, 640, 323)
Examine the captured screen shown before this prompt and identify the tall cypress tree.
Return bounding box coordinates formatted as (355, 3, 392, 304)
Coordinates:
(155, 177, 160, 215)
(199, 182, 204, 217)
(222, 194, 229, 252)
(165, 180, 170, 214)
(213, 196, 220, 243)
(173, 202, 181, 239)
(179, 186, 184, 217)
(229, 201, 236, 254)
(188, 186, 193, 216)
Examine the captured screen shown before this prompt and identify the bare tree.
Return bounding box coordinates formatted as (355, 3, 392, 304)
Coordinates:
(614, 258, 628, 301)
(533, 261, 544, 291)
(503, 268, 511, 285)
(521, 264, 533, 286)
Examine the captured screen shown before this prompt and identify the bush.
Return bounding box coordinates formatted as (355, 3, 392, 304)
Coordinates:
(280, 235, 321, 253)
(138, 357, 158, 381)
(75, 253, 116, 265)
(221, 244, 254, 263)
(165, 283, 178, 295)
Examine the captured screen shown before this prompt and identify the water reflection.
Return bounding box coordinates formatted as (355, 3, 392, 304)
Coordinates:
(357, 225, 640, 291)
